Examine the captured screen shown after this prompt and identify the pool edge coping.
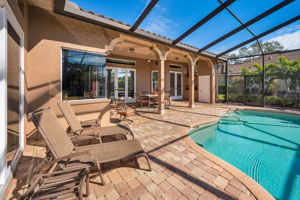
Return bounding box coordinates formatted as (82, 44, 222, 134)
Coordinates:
(183, 108, 287, 200)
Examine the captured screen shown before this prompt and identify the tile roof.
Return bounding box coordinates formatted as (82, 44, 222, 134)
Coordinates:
(73, 4, 217, 57)
(228, 49, 300, 74)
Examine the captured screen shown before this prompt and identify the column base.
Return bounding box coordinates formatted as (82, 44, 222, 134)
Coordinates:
(188, 103, 195, 108)
(158, 109, 165, 114)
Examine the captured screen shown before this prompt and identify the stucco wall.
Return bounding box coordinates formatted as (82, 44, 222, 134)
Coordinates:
(24, 5, 216, 135)
(25, 5, 117, 134)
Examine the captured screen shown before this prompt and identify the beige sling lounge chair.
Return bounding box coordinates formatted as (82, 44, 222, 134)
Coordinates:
(21, 156, 90, 200)
(31, 108, 151, 185)
(57, 101, 134, 143)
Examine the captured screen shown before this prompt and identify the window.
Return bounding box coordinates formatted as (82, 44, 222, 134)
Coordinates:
(151, 71, 158, 92)
(62, 49, 106, 100)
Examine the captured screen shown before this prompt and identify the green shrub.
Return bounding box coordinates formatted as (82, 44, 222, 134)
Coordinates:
(266, 96, 295, 107)
(228, 94, 244, 103)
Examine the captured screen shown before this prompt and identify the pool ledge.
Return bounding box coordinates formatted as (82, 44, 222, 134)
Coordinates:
(184, 121, 275, 200)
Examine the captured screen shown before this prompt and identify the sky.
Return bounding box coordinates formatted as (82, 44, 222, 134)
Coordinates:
(71, 0, 300, 54)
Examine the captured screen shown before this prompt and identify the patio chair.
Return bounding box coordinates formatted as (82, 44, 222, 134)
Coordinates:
(165, 91, 172, 106)
(57, 101, 134, 143)
(115, 100, 136, 123)
(31, 108, 151, 185)
(136, 92, 149, 108)
(152, 92, 171, 107)
(21, 154, 90, 200)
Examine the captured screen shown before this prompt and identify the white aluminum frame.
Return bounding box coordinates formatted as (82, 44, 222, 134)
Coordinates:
(0, 0, 25, 192)
(151, 70, 158, 92)
(107, 67, 137, 103)
(169, 71, 183, 100)
(60, 48, 108, 102)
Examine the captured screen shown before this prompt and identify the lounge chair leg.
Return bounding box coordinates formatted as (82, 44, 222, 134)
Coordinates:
(143, 153, 152, 171)
(135, 153, 151, 171)
(97, 163, 105, 185)
(86, 171, 90, 197)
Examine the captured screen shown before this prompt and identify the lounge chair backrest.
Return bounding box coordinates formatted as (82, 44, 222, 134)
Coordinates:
(31, 108, 75, 158)
(57, 101, 83, 133)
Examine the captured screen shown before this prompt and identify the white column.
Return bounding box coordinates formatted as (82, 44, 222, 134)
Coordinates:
(158, 59, 165, 114)
(189, 64, 195, 108)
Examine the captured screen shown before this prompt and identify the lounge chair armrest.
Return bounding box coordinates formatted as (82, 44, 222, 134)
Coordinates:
(117, 123, 131, 132)
(58, 150, 91, 160)
(37, 166, 89, 178)
(41, 151, 91, 170)
(81, 119, 98, 127)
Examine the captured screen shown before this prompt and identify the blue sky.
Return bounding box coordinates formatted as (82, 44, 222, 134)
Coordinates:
(72, 0, 300, 54)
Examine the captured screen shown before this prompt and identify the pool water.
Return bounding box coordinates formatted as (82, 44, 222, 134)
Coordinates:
(190, 110, 300, 200)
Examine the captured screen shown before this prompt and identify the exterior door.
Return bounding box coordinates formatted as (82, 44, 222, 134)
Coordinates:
(198, 75, 211, 103)
(0, 2, 25, 188)
(106, 68, 136, 102)
(127, 69, 135, 102)
(170, 71, 183, 100)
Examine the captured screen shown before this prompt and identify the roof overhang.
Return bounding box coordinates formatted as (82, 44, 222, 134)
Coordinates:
(53, 0, 227, 62)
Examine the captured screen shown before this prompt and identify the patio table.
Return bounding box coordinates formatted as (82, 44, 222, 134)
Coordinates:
(142, 94, 158, 107)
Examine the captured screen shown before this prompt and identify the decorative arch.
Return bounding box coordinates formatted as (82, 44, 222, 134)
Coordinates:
(104, 35, 125, 53)
(151, 45, 170, 60)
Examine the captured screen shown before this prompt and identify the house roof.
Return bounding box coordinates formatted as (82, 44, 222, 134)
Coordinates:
(53, 0, 299, 62)
(228, 49, 300, 74)
(54, 0, 226, 61)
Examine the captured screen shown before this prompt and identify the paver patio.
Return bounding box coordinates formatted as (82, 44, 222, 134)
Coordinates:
(4, 102, 262, 200)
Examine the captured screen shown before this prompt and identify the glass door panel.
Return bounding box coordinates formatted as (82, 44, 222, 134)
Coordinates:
(127, 70, 135, 99)
(6, 21, 20, 165)
(117, 69, 126, 99)
(170, 71, 183, 99)
(176, 73, 182, 96)
(151, 71, 158, 92)
(107, 68, 136, 102)
(107, 68, 115, 99)
(170, 72, 175, 96)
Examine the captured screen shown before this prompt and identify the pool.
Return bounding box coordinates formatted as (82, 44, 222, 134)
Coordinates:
(190, 110, 300, 200)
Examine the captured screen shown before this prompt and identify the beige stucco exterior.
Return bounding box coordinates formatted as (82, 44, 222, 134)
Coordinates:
(7, 2, 217, 139)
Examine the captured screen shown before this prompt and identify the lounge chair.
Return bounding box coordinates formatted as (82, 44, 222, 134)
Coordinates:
(57, 101, 134, 143)
(21, 154, 90, 200)
(31, 108, 151, 185)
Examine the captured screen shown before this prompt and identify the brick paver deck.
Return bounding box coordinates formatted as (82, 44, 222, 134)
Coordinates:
(4, 102, 264, 200)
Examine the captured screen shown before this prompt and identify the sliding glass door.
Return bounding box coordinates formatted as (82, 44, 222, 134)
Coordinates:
(6, 21, 21, 166)
(0, 3, 24, 188)
(106, 68, 136, 102)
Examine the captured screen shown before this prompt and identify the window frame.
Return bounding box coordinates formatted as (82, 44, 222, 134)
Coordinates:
(60, 48, 108, 102)
(106, 66, 137, 102)
(0, 0, 25, 189)
(151, 70, 158, 92)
